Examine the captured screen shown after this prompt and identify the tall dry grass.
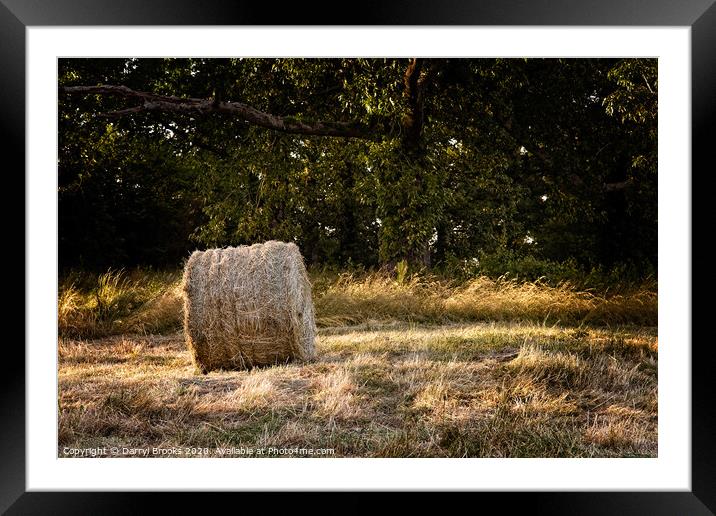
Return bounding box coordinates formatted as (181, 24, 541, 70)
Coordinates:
(58, 269, 183, 339)
(314, 272, 656, 327)
(58, 268, 657, 339)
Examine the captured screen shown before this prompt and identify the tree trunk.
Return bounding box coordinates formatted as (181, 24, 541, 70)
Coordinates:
(337, 162, 360, 264)
(433, 221, 449, 266)
(397, 59, 432, 269)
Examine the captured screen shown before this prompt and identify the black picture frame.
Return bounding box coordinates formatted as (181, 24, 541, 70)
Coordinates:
(5, 0, 714, 513)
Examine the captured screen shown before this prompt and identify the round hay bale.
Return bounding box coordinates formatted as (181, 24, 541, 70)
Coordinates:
(182, 241, 316, 371)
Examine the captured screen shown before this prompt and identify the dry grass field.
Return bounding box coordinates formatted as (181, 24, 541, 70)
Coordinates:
(58, 269, 657, 457)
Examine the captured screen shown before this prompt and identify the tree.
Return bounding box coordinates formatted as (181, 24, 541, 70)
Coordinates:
(58, 58, 657, 272)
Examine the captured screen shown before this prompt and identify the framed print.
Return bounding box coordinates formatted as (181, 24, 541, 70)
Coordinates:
(5, 0, 715, 512)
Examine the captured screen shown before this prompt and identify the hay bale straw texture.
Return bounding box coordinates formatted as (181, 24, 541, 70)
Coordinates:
(182, 241, 316, 371)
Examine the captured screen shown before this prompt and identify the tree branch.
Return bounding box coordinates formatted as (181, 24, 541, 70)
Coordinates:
(603, 178, 635, 192)
(61, 85, 380, 140)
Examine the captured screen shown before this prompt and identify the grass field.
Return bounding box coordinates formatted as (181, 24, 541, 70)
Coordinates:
(58, 269, 657, 457)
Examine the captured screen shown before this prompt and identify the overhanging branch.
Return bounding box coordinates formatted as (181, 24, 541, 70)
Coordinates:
(61, 85, 380, 140)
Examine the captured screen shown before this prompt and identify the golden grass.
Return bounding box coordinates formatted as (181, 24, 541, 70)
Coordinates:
(315, 273, 656, 327)
(58, 322, 657, 457)
(312, 369, 361, 421)
(59, 269, 183, 339)
(58, 269, 657, 340)
(57, 267, 657, 457)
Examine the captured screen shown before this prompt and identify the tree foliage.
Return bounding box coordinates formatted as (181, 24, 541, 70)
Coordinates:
(58, 58, 657, 273)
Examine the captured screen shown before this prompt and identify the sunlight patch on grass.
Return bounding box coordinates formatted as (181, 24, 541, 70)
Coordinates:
(312, 368, 362, 421)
